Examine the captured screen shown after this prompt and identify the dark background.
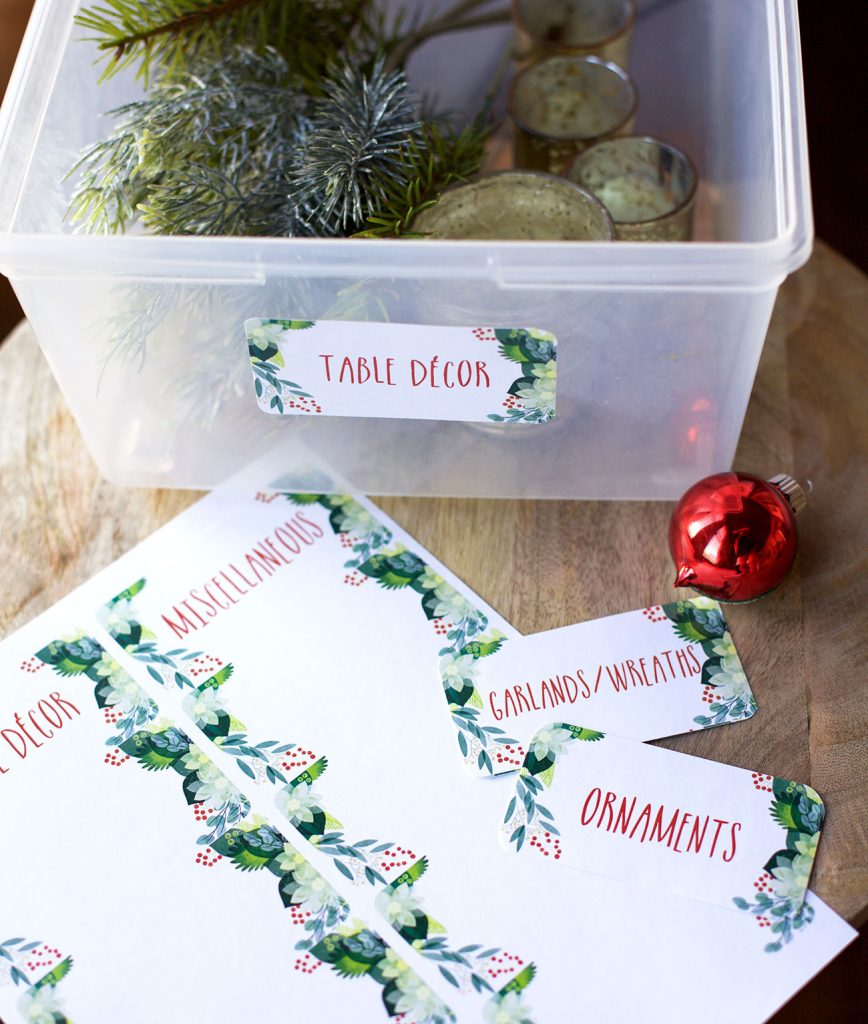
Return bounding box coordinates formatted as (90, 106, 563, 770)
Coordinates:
(0, 3, 865, 1018)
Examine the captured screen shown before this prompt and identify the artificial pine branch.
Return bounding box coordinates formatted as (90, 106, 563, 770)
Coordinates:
(356, 119, 489, 237)
(66, 47, 303, 235)
(287, 58, 423, 236)
(67, 2, 506, 240)
(75, 0, 375, 85)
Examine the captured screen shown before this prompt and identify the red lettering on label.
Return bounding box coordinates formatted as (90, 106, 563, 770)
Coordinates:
(0, 690, 82, 770)
(581, 788, 602, 825)
(723, 822, 741, 862)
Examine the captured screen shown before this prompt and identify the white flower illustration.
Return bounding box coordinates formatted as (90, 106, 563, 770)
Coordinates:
(102, 601, 133, 638)
(376, 883, 422, 929)
(417, 566, 446, 591)
(334, 498, 382, 538)
(97, 665, 145, 709)
(440, 654, 477, 694)
(290, 861, 342, 914)
(393, 968, 450, 1021)
(247, 320, 285, 355)
(186, 686, 226, 727)
(192, 761, 238, 805)
(277, 782, 322, 824)
(276, 842, 306, 875)
(22, 986, 65, 1024)
(516, 359, 557, 415)
(530, 725, 574, 761)
(180, 745, 213, 775)
(485, 990, 534, 1024)
(706, 634, 750, 699)
(431, 583, 476, 622)
(709, 631, 737, 660)
(378, 947, 410, 982)
(772, 832, 819, 900)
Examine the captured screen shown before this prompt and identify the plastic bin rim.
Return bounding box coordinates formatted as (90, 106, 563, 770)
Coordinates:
(0, 226, 813, 287)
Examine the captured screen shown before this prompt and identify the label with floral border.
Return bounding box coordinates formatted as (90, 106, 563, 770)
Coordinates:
(501, 724, 823, 919)
(28, 629, 456, 1024)
(468, 598, 756, 758)
(94, 574, 538, 1021)
(245, 320, 557, 423)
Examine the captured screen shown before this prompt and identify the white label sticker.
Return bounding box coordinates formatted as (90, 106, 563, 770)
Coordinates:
(502, 725, 824, 913)
(245, 319, 557, 423)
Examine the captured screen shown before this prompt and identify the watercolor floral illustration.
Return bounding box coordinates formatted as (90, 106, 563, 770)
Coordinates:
(95, 538, 537, 1018)
(485, 328, 558, 425)
(733, 777, 824, 952)
(503, 724, 605, 853)
(246, 318, 321, 415)
(33, 631, 461, 1022)
(662, 598, 757, 726)
(282, 492, 519, 775)
(0, 938, 72, 1024)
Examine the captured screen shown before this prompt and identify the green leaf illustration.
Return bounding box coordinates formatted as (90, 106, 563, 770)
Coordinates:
(390, 856, 428, 888)
(770, 799, 799, 831)
(32, 956, 73, 990)
(358, 552, 426, 589)
(109, 579, 146, 605)
(199, 665, 234, 689)
(498, 963, 536, 995)
(567, 726, 605, 742)
(289, 755, 328, 787)
(462, 637, 504, 659)
(672, 620, 707, 644)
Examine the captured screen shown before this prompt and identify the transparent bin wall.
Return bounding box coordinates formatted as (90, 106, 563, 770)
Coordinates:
(11, 269, 778, 498)
(1, 0, 802, 497)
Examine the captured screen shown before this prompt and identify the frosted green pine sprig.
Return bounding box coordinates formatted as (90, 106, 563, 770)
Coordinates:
(75, 0, 376, 87)
(287, 57, 423, 236)
(67, 2, 509, 239)
(66, 47, 304, 235)
(357, 117, 489, 237)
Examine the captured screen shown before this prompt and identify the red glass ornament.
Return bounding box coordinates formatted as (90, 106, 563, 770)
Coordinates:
(669, 472, 806, 603)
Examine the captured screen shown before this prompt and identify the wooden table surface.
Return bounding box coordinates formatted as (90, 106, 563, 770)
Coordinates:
(1, 240, 866, 929)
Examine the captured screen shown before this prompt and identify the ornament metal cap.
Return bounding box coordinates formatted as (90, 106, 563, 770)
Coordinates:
(768, 474, 808, 515)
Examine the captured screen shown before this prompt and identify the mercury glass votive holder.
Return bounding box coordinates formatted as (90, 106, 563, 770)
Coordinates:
(512, 0, 636, 67)
(411, 171, 614, 241)
(567, 136, 697, 241)
(508, 55, 637, 175)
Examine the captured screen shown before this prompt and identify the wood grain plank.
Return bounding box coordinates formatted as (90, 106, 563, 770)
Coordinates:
(785, 245, 868, 926)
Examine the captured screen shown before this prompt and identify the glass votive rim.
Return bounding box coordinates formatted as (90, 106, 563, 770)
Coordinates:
(566, 135, 698, 228)
(411, 170, 616, 242)
(508, 54, 639, 145)
(512, 0, 637, 54)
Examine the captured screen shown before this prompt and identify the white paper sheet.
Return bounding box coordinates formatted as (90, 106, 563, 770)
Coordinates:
(0, 485, 855, 1024)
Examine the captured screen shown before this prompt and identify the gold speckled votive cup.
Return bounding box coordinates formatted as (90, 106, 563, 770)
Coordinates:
(513, 0, 636, 67)
(567, 135, 697, 240)
(508, 55, 638, 176)
(411, 171, 614, 241)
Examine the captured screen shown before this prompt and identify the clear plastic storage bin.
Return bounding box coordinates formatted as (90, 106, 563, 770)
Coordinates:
(0, 0, 811, 498)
